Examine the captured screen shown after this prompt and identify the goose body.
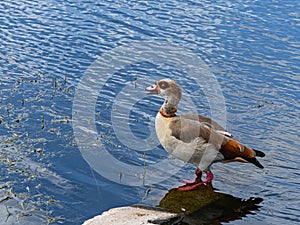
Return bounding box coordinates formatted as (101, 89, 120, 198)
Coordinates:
(155, 113, 225, 168)
(146, 79, 265, 191)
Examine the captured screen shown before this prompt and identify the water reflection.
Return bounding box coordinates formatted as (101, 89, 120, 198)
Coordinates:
(159, 184, 263, 225)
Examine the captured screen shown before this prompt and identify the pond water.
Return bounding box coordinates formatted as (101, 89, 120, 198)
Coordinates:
(0, 0, 299, 224)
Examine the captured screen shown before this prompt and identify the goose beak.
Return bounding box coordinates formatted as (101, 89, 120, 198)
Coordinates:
(146, 82, 159, 94)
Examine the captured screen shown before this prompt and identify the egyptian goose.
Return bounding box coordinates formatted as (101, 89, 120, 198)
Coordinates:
(146, 79, 265, 191)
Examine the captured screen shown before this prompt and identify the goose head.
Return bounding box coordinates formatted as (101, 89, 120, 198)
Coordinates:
(146, 79, 182, 116)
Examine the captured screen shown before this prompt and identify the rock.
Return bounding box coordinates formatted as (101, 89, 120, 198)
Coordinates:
(159, 183, 222, 215)
(82, 205, 182, 225)
(82, 183, 263, 225)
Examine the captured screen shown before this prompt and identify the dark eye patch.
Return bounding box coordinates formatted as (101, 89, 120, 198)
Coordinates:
(159, 81, 169, 89)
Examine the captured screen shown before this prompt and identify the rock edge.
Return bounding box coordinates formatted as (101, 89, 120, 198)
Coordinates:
(82, 205, 182, 225)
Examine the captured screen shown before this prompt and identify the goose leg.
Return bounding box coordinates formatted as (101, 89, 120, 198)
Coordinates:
(194, 168, 203, 183)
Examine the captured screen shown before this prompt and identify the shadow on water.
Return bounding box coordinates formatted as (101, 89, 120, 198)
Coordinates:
(159, 183, 263, 225)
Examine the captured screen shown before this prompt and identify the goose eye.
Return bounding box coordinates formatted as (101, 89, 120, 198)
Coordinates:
(159, 81, 169, 89)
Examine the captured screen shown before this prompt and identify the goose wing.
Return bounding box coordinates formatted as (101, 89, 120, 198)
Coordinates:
(169, 116, 264, 168)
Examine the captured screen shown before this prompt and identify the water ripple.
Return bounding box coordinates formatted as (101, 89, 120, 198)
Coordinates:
(0, 0, 299, 224)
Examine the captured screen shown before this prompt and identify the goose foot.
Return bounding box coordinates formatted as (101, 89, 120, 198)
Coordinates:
(182, 168, 202, 184)
(178, 171, 214, 191)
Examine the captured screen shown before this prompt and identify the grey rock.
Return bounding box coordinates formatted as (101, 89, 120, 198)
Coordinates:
(82, 205, 182, 225)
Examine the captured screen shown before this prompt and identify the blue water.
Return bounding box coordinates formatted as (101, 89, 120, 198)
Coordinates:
(0, 0, 299, 224)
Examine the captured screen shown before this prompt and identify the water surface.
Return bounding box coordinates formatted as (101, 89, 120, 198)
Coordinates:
(0, 0, 299, 224)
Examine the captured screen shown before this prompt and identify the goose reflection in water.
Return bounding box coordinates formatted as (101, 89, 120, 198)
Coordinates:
(159, 183, 263, 225)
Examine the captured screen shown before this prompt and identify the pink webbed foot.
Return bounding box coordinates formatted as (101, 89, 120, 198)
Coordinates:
(178, 171, 214, 191)
(182, 168, 202, 185)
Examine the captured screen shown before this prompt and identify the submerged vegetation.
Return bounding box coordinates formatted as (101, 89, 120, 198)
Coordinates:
(0, 74, 73, 224)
